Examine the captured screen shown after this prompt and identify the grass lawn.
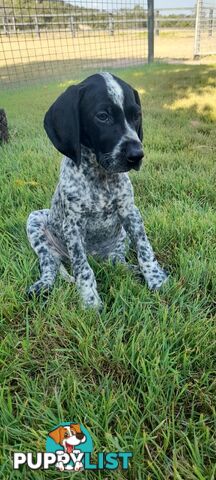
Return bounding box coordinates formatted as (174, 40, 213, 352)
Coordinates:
(0, 64, 216, 479)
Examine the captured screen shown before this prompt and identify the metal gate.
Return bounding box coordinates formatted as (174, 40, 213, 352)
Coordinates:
(194, 0, 216, 58)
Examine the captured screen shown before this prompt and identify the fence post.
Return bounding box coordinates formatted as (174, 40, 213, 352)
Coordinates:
(194, 0, 203, 59)
(155, 9, 159, 36)
(208, 8, 213, 36)
(108, 13, 114, 35)
(3, 16, 8, 35)
(124, 13, 126, 31)
(34, 15, 40, 37)
(12, 16, 16, 33)
(148, 0, 154, 63)
(70, 16, 75, 37)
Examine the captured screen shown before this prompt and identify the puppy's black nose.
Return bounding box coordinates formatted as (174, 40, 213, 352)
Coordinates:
(127, 145, 144, 164)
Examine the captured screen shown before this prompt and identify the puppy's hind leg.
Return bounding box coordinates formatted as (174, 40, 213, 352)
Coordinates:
(27, 209, 61, 297)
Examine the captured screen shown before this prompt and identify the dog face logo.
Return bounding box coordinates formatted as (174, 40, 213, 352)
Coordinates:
(46, 422, 93, 471)
(48, 424, 86, 454)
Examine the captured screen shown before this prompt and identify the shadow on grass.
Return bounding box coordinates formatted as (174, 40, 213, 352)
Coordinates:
(127, 63, 216, 121)
(1, 58, 215, 124)
(0, 56, 146, 88)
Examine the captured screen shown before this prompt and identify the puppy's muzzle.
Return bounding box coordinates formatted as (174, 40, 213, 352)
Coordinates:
(126, 142, 144, 170)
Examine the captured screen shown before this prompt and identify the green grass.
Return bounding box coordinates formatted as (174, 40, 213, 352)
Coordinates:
(0, 64, 216, 479)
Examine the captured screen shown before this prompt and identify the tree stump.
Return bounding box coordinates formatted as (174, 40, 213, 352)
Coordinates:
(0, 109, 9, 144)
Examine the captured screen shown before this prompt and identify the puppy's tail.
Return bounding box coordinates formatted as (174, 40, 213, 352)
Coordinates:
(43, 227, 75, 283)
(44, 226, 70, 259)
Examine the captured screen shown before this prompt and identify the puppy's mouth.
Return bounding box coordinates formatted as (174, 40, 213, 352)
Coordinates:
(65, 442, 74, 454)
(98, 152, 143, 173)
(127, 158, 142, 171)
(114, 157, 143, 173)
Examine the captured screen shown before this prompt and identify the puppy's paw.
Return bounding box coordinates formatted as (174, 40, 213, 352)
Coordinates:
(27, 280, 52, 299)
(78, 277, 103, 311)
(82, 291, 103, 311)
(56, 462, 65, 471)
(147, 265, 169, 290)
(74, 461, 83, 471)
(146, 264, 168, 291)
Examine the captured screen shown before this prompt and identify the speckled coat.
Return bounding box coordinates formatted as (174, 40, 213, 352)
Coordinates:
(27, 73, 168, 308)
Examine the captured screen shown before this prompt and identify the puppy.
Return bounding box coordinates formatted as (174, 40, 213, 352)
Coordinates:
(27, 72, 168, 308)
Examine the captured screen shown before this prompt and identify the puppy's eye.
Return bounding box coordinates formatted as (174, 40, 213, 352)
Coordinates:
(64, 432, 69, 438)
(96, 111, 109, 123)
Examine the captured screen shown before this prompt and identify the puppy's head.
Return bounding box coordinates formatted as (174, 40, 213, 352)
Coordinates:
(44, 72, 143, 173)
(48, 424, 86, 454)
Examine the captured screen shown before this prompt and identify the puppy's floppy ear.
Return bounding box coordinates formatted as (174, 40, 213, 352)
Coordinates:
(133, 88, 143, 142)
(44, 85, 81, 165)
(48, 426, 64, 445)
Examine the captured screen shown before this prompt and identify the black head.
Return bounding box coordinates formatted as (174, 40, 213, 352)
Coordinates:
(44, 72, 144, 173)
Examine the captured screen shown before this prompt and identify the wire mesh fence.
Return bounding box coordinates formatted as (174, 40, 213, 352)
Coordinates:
(154, 3, 216, 62)
(0, 0, 148, 87)
(1, 1, 216, 88)
(154, 7, 196, 63)
(194, 0, 216, 57)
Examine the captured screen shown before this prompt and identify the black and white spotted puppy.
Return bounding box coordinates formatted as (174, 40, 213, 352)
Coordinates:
(27, 72, 168, 309)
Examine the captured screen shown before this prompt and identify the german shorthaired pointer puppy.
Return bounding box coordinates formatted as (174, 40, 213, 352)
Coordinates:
(27, 72, 168, 309)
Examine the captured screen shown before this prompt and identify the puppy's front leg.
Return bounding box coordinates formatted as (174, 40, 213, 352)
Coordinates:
(120, 206, 168, 290)
(63, 217, 102, 309)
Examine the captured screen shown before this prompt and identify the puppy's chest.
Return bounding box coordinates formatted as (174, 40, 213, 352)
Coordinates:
(79, 180, 120, 241)
(81, 181, 118, 215)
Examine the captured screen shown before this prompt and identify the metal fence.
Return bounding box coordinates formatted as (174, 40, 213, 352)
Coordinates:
(154, 3, 216, 62)
(0, 0, 148, 87)
(194, 0, 216, 57)
(0, 1, 216, 88)
(154, 7, 196, 63)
